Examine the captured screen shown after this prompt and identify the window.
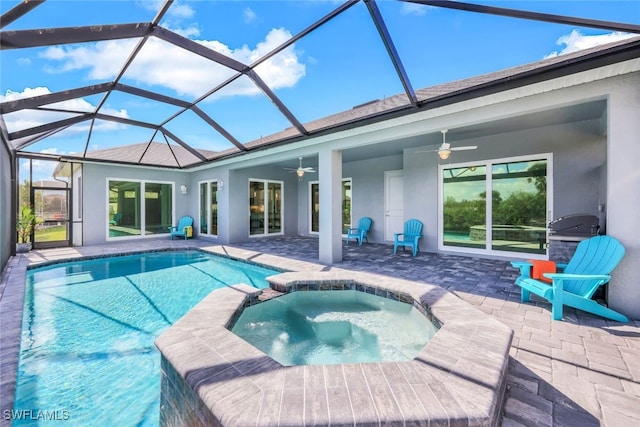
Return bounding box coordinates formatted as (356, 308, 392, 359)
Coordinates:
(249, 179, 282, 236)
(199, 180, 219, 236)
(107, 179, 173, 238)
(440, 155, 550, 256)
(309, 179, 352, 234)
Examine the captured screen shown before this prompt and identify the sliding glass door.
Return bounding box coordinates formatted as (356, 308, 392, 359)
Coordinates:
(440, 155, 550, 256)
(249, 180, 282, 236)
(107, 179, 172, 239)
(199, 181, 219, 236)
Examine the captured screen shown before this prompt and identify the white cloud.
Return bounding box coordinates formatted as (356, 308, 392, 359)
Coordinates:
(38, 27, 305, 99)
(1, 87, 129, 135)
(169, 2, 196, 19)
(137, 0, 194, 19)
(545, 30, 636, 59)
(400, 3, 433, 16)
(244, 7, 257, 24)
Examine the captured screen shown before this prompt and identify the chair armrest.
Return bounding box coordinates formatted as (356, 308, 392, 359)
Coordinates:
(544, 273, 611, 282)
(511, 261, 533, 278)
(168, 226, 177, 232)
(510, 261, 531, 268)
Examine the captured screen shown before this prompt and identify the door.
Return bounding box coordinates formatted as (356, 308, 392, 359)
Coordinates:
(249, 180, 283, 236)
(32, 187, 70, 249)
(384, 170, 404, 241)
(440, 156, 549, 256)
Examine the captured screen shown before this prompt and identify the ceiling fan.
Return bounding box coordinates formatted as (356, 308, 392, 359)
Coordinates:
(285, 157, 316, 180)
(426, 130, 477, 160)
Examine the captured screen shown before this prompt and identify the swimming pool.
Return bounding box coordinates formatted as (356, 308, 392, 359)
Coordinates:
(13, 251, 278, 426)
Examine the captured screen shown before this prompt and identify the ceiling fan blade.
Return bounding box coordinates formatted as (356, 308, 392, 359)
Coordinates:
(451, 145, 477, 151)
(302, 167, 316, 172)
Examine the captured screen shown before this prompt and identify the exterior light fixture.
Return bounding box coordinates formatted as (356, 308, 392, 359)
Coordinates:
(180, 184, 188, 194)
(217, 180, 223, 191)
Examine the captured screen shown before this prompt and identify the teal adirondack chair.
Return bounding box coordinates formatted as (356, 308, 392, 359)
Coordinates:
(168, 216, 193, 240)
(393, 219, 423, 256)
(109, 212, 122, 226)
(346, 217, 372, 246)
(511, 235, 627, 322)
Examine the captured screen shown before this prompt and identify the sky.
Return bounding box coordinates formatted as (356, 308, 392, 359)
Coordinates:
(1, 0, 639, 171)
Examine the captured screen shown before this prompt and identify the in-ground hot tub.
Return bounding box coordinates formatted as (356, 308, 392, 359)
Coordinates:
(231, 289, 438, 366)
(156, 266, 513, 427)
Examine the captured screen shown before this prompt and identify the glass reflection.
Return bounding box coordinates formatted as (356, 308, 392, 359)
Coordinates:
(249, 181, 265, 235)
(443, 166, 487, 249)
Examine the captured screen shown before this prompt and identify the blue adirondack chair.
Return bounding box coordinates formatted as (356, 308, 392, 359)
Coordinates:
(168, 216, 194, 240)
(346, 217, 373, 246)
(511, 235, 627, 322)
(109, 212, 122, 226)
(393, 219, 423, 256)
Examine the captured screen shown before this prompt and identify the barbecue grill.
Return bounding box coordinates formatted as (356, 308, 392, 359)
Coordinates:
(548, 213, 600, 240)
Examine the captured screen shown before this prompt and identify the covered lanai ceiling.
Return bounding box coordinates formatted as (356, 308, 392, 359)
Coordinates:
(1, 0, 639, 169)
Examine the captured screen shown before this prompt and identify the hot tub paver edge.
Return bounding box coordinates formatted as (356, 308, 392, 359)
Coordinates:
(157, 272, 513, 427)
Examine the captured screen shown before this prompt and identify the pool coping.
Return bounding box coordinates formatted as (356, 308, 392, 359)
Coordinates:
(1, 243, 513, 427)
(156, 254, 514, 426)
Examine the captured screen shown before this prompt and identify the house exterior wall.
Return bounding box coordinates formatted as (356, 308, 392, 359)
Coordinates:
(67, 67, 639, 319)
(188, 167, 228, 242)
(347, 155, 404, 244)
(605, 72, 640, 319)
(0, 145, 11, 272)
(81, 163, 188, 246)
(295, 154, 402, 243)
(403, 122, 606, 253)
(191, 163, 300, 244)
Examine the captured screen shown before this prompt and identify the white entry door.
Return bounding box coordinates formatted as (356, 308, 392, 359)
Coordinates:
(384, 170, 404, 241)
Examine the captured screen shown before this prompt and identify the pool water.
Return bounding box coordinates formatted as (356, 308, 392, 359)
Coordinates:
(14, 251, 277, 426)
(232, 290, 438, 366)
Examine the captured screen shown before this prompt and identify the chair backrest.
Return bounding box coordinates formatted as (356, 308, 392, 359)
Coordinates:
(177, 216, 194, 229)
(404, 219, 423, 237)
(358, 217, 372, 232)
(564, 235, 625, 297)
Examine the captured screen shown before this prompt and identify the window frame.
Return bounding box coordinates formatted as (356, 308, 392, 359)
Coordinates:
(106, 178, 175, 241)
(308, 178, 353, 235)
(248, 178, 284, 238)
(437, 153, 553, 259)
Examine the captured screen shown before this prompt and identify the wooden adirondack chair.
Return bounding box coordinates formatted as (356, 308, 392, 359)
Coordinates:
(168, 216, 194, 240)
(393, 219, 423, 256)
(346, 217, 372, 246)
(511, 235, 627, 322)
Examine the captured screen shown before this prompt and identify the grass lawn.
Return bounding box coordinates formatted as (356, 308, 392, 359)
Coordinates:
(35, 225, 67, 242)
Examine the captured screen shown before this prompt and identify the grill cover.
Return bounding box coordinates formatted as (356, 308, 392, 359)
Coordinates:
(548, 214, 599, 237)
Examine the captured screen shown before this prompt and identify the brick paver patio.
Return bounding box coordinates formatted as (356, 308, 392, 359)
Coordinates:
(1, 236, 639, 426)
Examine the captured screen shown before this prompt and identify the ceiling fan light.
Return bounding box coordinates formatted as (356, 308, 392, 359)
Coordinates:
(438, 149, 451, 160)
(296, 169, 305, 177)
